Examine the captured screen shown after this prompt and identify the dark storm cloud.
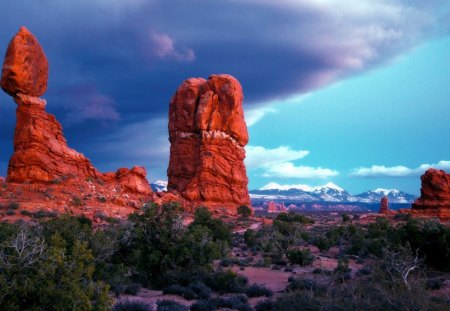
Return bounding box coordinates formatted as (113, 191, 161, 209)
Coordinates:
(0, 0, 448, 178)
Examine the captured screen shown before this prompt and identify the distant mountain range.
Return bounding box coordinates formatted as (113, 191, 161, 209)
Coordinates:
(150, 180, 168, 192)
(250, 182, 417, 204)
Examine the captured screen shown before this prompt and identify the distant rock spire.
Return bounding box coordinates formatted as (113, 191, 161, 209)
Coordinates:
(379, 196, 389, 214)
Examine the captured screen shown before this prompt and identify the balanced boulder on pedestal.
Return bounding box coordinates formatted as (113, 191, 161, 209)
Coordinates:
(1, 27, 152, 195)
(167, 74, 250, 212)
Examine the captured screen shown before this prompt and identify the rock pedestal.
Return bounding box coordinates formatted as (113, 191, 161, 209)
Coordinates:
(167, 74, 250, 212)
(412, 169, 450, 220)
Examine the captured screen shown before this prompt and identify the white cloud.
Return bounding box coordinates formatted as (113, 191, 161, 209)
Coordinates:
(245, 106, 278, 127)
(263, 162, 339, 179)
(245, 146, 309, 169)
(350, 160, 450, 177)
(245, 145, 338, 179)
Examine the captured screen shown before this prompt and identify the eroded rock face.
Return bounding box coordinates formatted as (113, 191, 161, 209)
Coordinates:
(1, 27, 152, 196)
(412, 169, 450, 220)
(167, 74, 250, 212)
(379, 196, 389, 214)
(1, 27, 48, 97)
(7, 94, 101, 183)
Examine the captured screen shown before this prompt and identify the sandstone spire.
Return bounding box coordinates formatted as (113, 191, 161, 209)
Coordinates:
(167, 74, 250, 212)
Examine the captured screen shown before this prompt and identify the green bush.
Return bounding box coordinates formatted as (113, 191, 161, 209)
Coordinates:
(113, 300, 151, 311)
(163, 285, 197, 300)
(8, 202, 19, 210)
(287, 248, 314, 266)
(245, 283, 273, 297)
(205, 270, 248, 293)
(276, 212, 314, 224)
(237, 205, 252, 218)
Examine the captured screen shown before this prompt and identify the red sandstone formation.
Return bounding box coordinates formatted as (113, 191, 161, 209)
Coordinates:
(1, 27, 48, 97)
(379, 196, 389, 214)
(167, 74, 250, 212)
(412, 169, 450, 220)
(1, 27, 152, 196)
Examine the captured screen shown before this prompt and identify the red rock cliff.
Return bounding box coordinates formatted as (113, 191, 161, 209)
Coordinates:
(412, 168, 450, 220)
(1, 27, 152, 195)
(167, 75, 250, 212)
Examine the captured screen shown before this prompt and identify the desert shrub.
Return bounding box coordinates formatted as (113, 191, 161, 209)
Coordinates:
(163, 285, 196, 300)
(275, 212, 314, 224)
(286, 277, 325, 293)
(335, 257, 351, 274)
(190, 206, 232, 244)
(394, 213, 412, 221)
(32, 209, 57, 218)
(287, 248, 314, 266)
(273, 291, 321, 311)
(313, 235, 332, 251)
(342, 213, 350, 222)
(19, 210, 33, 217)
(255, 299, 275, 311)
(71, 195, 84, 206)
(245, 283, 273, 297)
(192, 295, 251, 311)
(113, 300, 152, 311)
(244, 229, 257, 247)
(205, 270, 248, 293)
(0, 226, 111, 310)
(156, 300, 188, 311)
(8, 202, 19, 210)
(189, 282, 211, 299)
(237, 205, 252, 218)
(6, 209, 16, 216)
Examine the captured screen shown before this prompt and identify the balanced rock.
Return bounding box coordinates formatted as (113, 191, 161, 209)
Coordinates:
(1, 27, 152, 195)
(167, 74, 250, 212)
(379, 196, 389, 214)
(412, 168, 450, 220)
(1, 27, 48, 97)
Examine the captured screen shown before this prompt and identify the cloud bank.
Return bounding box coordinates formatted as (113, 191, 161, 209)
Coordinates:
(246, 145, 338, 179)
(350, 160, 450, 177)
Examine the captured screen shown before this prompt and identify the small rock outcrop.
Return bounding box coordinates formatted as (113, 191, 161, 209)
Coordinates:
(379, 196, 389, 214)
(167, 74, 250, 212)
(1, 27, 152, 195)
(412, 169, 450, 220)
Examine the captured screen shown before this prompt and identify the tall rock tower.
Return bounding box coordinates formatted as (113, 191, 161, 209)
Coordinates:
(167, 74, 250, 213)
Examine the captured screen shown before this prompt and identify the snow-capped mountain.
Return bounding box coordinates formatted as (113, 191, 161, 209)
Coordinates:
(250, 183, 416, 204)
(150, 180, 168, 192)
(354, 188, 416, 204)
(250, 182, 354, 202)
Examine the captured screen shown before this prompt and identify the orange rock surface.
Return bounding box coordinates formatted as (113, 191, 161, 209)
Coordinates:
(167, 74, 250, 212)
(412, 169, 450, 220)
(1, 27, 48, 97)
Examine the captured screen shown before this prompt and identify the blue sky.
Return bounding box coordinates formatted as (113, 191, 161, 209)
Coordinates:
(246, 36, 450, 194)
(0, 1, 449, 195)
